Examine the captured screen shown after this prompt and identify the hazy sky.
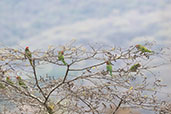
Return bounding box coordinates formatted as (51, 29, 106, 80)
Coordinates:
(0, 0, 171, 49)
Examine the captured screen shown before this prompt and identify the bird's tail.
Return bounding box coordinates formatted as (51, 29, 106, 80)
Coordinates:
(147, 50, 152, 53)
(20, 82, 28, 89)
(22, 85, 28, 89)
(62, 60, 67, 65)
(110, 71, 112, 76)
(29, 59, 33, 66)
(47, 106, 53, 114)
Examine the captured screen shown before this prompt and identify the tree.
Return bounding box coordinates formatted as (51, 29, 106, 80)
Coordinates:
(0, 41, 171, 114)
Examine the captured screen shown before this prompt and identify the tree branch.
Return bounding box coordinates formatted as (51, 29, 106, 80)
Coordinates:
(44, 64, 70, 104)
(113, 98, 124, 114)
(31, 59, 46, 99)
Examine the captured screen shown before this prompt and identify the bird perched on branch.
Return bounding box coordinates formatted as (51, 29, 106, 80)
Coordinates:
(106, 61, 113, 76)
(6, 76, 13, 85)
(135, 44, 152, 53)
(16, 76, 27, 89)
(25, 46, 32, 66)
(58, 51, 67, 65)
(130, 63, 141, 72)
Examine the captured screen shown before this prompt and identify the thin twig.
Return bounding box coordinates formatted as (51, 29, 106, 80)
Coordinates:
(32, 59, 46, 99)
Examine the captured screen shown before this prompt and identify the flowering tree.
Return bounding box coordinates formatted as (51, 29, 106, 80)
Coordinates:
(0, 41, 170, 114)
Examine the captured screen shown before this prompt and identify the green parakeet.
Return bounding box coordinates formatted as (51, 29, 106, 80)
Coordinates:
(6, 76, 13, 85)
(0, 82, 5, 89)
(47, 106, 53, 114)
(130, 63, 141, 72)
(106, 61, 112, 76)
(25, 46, 33, 66)
(136, 44, 152, 53)
(58, 51, 67, 65)
(16, 76, 27, 89)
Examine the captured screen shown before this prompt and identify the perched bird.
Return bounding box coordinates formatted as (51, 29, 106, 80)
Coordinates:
(47, 102, 55, 114)
(16, 76, 27, 89)
(25, 46, 32, 66)
(106, 61, 113, 76)
(135, 44, 152, 53)
(6, 76, 13, 85)
(130, 63, 141, 72)
(47, 106, 53, 114)
(58, 51, 67, 65)
(0, 82, 5, 89)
